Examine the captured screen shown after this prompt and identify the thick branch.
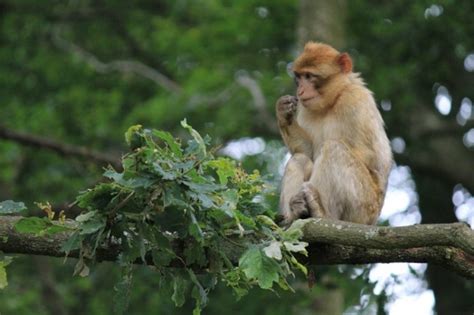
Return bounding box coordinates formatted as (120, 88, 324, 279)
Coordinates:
(0, 216, 472, 278)
(293, 218, 474, 255)
(0, 126, 121, 169)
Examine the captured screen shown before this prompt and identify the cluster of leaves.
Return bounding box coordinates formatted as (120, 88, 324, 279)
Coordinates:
(55, 121, 308, 314)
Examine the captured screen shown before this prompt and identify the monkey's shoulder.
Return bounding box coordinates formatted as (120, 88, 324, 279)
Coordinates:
(340, 82, 375, 107)
(332, 86, 381, 123)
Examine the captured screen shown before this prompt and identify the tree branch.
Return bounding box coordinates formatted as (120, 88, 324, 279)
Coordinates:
(235, 73, 279, 134)
(52, 28, 182, 94)
(294, 218, 473, 255)
(1, 216, 472, 277)
(0, 125, 121, 169)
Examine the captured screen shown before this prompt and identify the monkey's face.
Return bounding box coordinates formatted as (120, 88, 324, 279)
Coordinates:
(292, 42, 354, 111)
(294, 71, 327, 110)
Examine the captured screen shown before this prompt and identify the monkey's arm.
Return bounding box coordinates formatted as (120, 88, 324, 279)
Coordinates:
(276, 95, 312, 155)
(279, 124, 312, 155)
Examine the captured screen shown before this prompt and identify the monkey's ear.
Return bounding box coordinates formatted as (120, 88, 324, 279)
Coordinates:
(337, 53, 353, 73)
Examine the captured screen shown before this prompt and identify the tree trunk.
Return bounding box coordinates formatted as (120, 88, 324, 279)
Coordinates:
(296, 0, 347, 50)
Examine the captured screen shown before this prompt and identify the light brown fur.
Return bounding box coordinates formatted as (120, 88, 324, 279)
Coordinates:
(276, 42, 392, 226)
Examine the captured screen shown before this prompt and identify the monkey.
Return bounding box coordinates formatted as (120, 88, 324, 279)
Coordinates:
(276, 42, 393, 227)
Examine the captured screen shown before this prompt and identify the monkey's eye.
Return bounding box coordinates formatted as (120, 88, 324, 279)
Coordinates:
(293, 75, 300, 86)
(305, 73, 322, 81)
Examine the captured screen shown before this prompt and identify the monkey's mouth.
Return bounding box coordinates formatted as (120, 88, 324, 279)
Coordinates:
(300, 97, 314, 106)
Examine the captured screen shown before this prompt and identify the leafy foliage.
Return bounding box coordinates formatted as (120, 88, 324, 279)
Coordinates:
(61, 121, 307, 314)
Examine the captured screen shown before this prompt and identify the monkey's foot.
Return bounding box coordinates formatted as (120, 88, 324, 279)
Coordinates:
(302, 182, 326, 218)
(274, 214, 285, 225)
(289, 191, 310, 219)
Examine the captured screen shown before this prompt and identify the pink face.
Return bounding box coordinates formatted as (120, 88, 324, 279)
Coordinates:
(294, 72, 321, 107)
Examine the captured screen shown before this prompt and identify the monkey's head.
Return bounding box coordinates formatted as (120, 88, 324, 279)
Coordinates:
(292, 42, 353, 111)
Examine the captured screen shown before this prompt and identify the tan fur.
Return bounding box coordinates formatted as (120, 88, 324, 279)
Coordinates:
(276, 42, 392, 226)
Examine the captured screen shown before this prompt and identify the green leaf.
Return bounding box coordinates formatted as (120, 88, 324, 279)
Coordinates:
(61, 231, 81, 254)
(136, 233, 147, 263)
(0, 264, 7, 289)
(75, 210, 98, 222)
(220, 189, 239, 217)
(104, 170, 155, 189)
(14, 217, 49, 234)
(79, 218, 105, 235)
(73, 257, 90, 277)
(120, 233, 143, 264)
(174, 160, 195, 172)
(163, 184, 188, 208)
(222, 268, 249, 299)
(125, 125, 144, 150)
(184, 243, 207, 266)
(151, 248, 174, 266)
(103, 169, 123, 182)
(153, 162, 178, 180)
(207, 158, 236, 185)
(0, 257, 12, 290)
(239, 246, 280, 289)
(183, 181, 220, 194)
(188, 212, 204, 243)
(172, 275, 187, 307)
(282, 224, 304, 241)
(76, 184, 116, 210)
(193, 306, 202, 315)
(283, 241, 308, 255)
(14, 217, 71, 236)
(153, 130, 183, 158)
(256, 215, 279, 228)
(114, 266, 133, 315)
(44, 224, 72, 235)
(263, 241, 282, 260)
(187, 191, 214, 209)
(290, 256, 308, 276)
(0, 200, 27, 214)
(181, 119, 206, 155)
(235, 211, 256, 228)
(188, 269, 208, 308)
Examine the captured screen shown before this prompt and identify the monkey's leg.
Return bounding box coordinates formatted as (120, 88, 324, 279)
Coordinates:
(279, 153, 313, 225)
(301, 181, 328, 218)
(306, 140, 381, 224)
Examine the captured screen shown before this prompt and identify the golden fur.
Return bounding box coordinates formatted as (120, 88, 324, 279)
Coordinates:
(276, 42, 392, 226)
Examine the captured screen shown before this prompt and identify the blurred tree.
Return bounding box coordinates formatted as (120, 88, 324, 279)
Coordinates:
(296, 0, 347, 50)
(347, 2, 474, 314)
(0, 0, 473, 314)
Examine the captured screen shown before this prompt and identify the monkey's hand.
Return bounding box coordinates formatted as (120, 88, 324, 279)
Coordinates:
(276, 95, 298, 126)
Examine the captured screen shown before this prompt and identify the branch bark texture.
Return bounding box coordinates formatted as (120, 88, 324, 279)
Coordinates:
(1, 216, 472, 278)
